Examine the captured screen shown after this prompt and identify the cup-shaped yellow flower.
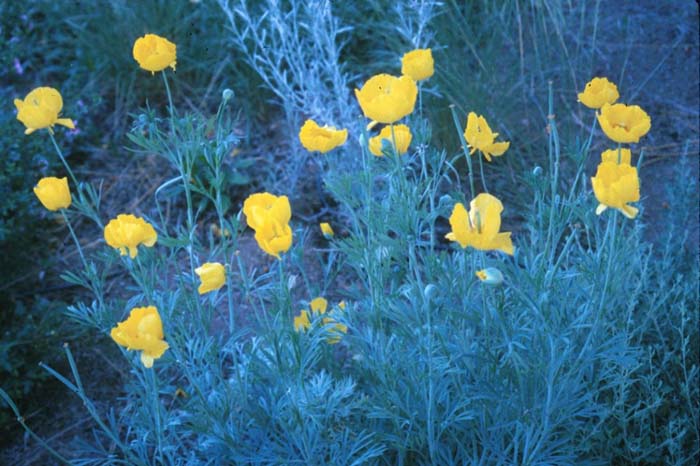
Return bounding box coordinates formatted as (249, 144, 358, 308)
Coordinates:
(293, 297, 347, 344)
(445, 193, 514, 255)
(104, 214, 158, 258)
(401, 48, 434, 81)
(601, 148, 632, 165)
(577, 77, 619, 109)
(132, 34, 177, 74)
(591, 161, 640, 219)
(597, 103, 651, 144)
(355, 74, 418, 124)
(320, 222, 334, 239)
(464, 112, 510, 162)
(110, 306, 169, 368)
(14, 87, 75, 135)
(369, 124, 413, 157)
(33, 177, 71, 211)
(195, 262, 226, 294)
(243, 192, 291, 232)
(298, 119, 348, 153)
(253, 217, 293, 259)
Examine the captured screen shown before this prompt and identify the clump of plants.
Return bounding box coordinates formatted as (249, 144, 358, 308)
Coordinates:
(2, 4, 698, 465)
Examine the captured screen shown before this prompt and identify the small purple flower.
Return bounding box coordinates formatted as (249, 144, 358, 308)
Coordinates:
(13, 58, 24, 75)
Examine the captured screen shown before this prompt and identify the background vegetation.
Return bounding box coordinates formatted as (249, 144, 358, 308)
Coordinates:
(1, 0, 698, 464)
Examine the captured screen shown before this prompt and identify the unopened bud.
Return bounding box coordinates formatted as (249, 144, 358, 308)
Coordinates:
(222, 88, 234, 101)
(475, 268, 504, 286)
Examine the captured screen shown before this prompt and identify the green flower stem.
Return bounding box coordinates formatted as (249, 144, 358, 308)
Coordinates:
(566, 114, 598, 205)
(146, 366, 164, 462)
(60, 209, 87, 269)
(161, 71, 176, 123)
(449, 105, 475, 200)
(478, 153, 489, 193)
(544, 82, 561, 266)
(162, 70, 200, 304)
(49, 124, 103, 228)
(278, 255, 290, 315)
(48, 132, 80, 190)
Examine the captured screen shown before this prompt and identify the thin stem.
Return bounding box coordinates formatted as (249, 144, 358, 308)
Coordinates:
(48, 132, 79, 189)
(478, 153, 489, 193)
(449, 105, 475, 200)
(161, 71, 175, 123)
(61, 209, 87, 269)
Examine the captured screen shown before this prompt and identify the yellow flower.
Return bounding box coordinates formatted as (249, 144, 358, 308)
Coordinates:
(464, 112, 510, 162)
(132, 34, 177, 74)
(320, 222, 334, 238)
(401, 48, 434, 81)
(368, 124, 413, 157)
(33, 177, 71, 211)
(475, 267, 504, 286)
(243, 192, 291, 232)
(577, 77, 619, 109)
(14, 87, 75, 135)
(194, 262, 226, 294)
(104, 214, 158, 258)
(591, 161, 640, 219)
(597, 103, 651, 144)
(253, 217, 293, 259)
(445, 193, 514, 255)
(601, 148, 632, 165)
(355, 74, 418, 124)
(110, 306, 169, 368)
(298, 119, 348, 153)
(293, 297, 347, 343)
(243, 192, 293, 259)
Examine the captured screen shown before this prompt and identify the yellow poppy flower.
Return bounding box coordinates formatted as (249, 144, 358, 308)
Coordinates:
(464, 112, 510, 162)
(104, 214, 158, 258)
(110, 306, 169, 368)
(253, 217, 293, 259)
(320, 222, 334, 238)
(294, 310, 311, 332)
(298, 119, 348, 153)
(445, 193, 514, 255)
(577, 77, 619, 109)
(14, 87, 75, 135)
(194, 262, 226, 294)
(293, 297, 347, 344)
(401, 48, 434, 81)
(368, 124, 413, 157)
(132, 33, 177, 74)
(242, 192, 291, 232)
(597, 103, 651, 144)
(475, 267, 504, 286)
(591, 161, 640, 219)
(600, 148, 632, 165)
(355, 74, 418, 124)
(33, 177, 71, 211)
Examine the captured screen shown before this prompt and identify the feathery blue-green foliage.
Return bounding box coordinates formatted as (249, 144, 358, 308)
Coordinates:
(1, 0, 698, 464)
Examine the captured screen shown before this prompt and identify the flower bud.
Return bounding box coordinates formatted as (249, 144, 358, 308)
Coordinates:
(222, 88, 234, 101)
(475, 267, 504, 286)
